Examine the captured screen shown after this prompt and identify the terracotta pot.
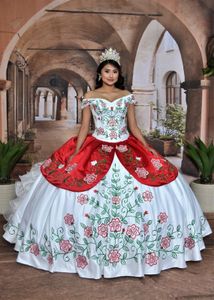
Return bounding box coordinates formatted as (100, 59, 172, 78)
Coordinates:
(147, 138, 178, 156)
(190, 180, 214, 213)
(0, 183, 16, 214)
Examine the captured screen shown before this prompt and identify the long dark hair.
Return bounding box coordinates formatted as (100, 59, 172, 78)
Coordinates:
(95, 60, 125, 89)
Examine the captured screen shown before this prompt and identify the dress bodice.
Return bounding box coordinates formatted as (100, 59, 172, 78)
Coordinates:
(81, 94, 136, 142)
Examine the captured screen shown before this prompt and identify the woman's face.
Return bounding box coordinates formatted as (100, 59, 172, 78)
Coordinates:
(100, 63, 119, 86)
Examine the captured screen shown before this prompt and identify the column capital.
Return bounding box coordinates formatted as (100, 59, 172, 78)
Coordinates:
(180, 80, 201, 90)
(0, 79, 11, 91)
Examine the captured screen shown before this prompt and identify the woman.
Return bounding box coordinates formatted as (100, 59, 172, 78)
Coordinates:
(3, 48, 211, 279)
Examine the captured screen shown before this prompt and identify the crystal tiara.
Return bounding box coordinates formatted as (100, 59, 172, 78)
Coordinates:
(99, 48, 120, 65)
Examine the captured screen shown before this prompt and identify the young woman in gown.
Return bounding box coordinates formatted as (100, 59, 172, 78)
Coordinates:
(3, 48, 212, 279)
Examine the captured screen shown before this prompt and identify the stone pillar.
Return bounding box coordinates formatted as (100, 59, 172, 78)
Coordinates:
(35, 91, 41, 116)
(0, 80, 11, 141)
(76, 96, 83, 124)
(60, 96, 68, 120)
(208, 77, 214, 142)
(181, 80, 202, 176)
(43, 91, 49, 118)
(200, 78, 210, 143)
(132, 86, 157, 133)
(52, 94, 56, 119)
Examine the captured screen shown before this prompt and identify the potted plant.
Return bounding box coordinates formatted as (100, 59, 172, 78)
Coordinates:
(0, 138, 28, 214)
(146, 104, 186, 156)
(185, 137, 214, 212)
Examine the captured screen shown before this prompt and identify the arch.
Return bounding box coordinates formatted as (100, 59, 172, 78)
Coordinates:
(132, 20, 165, 90)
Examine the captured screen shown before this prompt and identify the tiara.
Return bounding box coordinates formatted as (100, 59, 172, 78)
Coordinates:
(99, 48, 120, 65)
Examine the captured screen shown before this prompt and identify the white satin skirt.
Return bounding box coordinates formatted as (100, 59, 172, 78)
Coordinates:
(3, 155, 212, 279)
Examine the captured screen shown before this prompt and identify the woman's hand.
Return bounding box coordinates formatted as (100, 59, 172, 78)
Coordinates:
(67, 151, 78, 163)
(146, 146, 159, 156)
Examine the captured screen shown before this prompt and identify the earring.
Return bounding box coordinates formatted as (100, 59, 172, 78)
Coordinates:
(98, 74, 102, 81)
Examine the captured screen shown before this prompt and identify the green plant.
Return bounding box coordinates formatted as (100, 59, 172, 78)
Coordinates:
(160, 104, 186, 147)
(185, 137, 214, 184)
(0, 139, 28, 184)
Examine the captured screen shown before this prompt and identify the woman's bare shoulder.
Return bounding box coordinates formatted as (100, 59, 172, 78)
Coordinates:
(121, 89, 132, 96)
(83, 91, 96, 99)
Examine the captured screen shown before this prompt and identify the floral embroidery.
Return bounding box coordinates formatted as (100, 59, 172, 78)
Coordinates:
(116, 145, 128, 152)
(64, 213, 74, 225)
(84, 226, 93, 237)
(135, 167, 149, 178)
(91, 96, 131, 141)
(101, 145, 113, 153)
(160, 236, 171, 249)
(98, 224, 108, 237)
(109, 131, 117, 139)
(184, 237, 195, 249)
(59, 240, 73, 252)
(151, 159, 163, 170)
(77, 194, 88, 205)
(58, 164, 64, 169)
(108, 250, 121, 263)
(42, 158, 52, 168)
(30, 243, 40, 256)
(112, 196, 121, 204)
(145, 252, 159, 266)
(142, 191, 153, 202)
(126, 224, 140, 239)
(83, 173, 97, 184)
(76, 255, 88, 269)
(11, 165, 207, 270)
(65, 163, 77, 173)
(109, 218, 122, 232)
(158, 212, 168, 224)
(91, 160, 97, 166)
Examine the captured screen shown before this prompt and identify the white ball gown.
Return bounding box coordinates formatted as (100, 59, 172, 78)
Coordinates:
(3, 94, 212, 279)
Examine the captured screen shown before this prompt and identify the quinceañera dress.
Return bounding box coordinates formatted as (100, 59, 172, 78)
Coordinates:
(3, 94, 212, 279)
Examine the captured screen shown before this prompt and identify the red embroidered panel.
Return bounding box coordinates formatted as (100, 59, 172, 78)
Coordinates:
(41, 135, 178, 192)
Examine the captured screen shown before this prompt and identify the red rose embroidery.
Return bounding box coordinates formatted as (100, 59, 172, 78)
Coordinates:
(76, 255, 88, 269)
(84, 226, 93, 237)
(108, 249, 121, 263)
(160, 236, 171, 249)
(142, 190, 153, 202)
(98, 224, 108, 237)
(47, 255, 53, 265)
(126, 224, 140, 239)
(83, 173, 97, 184)
(145, 252, 159, 266)
(112, 196, 121, 205)
(77, 194, 88, 205)
(109, 131, 117, 139)
(184, 236, 195, 249)
(109, 218, 122, 232)
(143, 223, 149, 235)
(158, 212, 168, 224)
(64, 213, 74, 225)
(135, 167, 149, 178)
(30, 243, 40, 256)
(59, 240, 72, 253)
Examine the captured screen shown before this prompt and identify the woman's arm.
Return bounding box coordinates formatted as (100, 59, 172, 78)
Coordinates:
(68, 105, 91, 160)
(127, 104, 158, 155)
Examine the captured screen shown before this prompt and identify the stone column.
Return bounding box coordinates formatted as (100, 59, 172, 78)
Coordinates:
(181, 80, 202, 176)
(43, 91, 49, 118)
(35, 91, 41, 116)
(132, 86, 157, 133)
(0, 80, 11, 141)
(200, 78, 211, 143)
(52, 94, 56, 119)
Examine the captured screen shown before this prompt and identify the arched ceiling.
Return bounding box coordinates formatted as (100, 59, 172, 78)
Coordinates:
(10, 0, 213, 93)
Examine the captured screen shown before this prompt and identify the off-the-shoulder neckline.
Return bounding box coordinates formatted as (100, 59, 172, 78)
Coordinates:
(83, 93, 133, 104)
